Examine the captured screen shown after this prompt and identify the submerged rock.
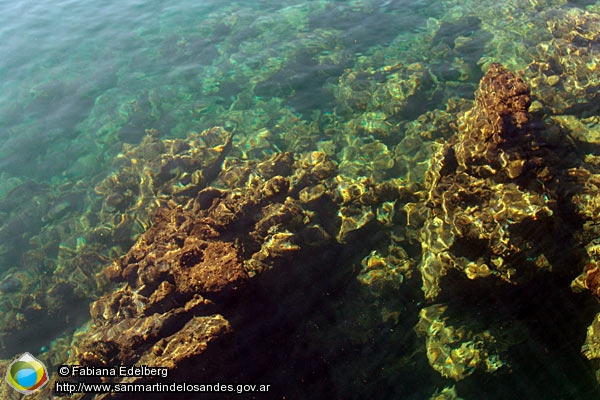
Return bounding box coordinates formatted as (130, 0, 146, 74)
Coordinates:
(526, 8, 600, 117)
(57, 150, 346, 396)
(415, 304, 504, 381)
(418, 63, 557, 299)
(454, 63, 535, 181)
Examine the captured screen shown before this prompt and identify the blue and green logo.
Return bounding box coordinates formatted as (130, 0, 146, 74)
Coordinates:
(5, 352, 49, 394)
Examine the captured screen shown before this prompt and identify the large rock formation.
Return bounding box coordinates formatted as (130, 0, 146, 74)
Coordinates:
(419, 63, 558, 300)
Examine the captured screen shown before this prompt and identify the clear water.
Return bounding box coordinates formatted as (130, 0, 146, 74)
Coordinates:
(1, 0, 600, 398)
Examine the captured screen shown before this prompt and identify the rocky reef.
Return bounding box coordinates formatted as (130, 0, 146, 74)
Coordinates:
(525, 8, 600, 117)
(69, 135, 435, 397)
(415, 304, 503, 381)
(39, 147, 398, 398)
(5, 2, 600, 398)
(413, 62, 600, 384)
(17, 64, 595, 399)
(418, 63, 558, 300)
(569, 169, 600, 382)
(6, 61, 600, 398)
(0, 126, 232, 363)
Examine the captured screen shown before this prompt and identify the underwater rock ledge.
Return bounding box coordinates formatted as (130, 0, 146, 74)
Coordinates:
(415, 62, 600, 383)
(418, 63, 558, 301)
(9, 61, 600, 399)
(40, 148, 386, 399)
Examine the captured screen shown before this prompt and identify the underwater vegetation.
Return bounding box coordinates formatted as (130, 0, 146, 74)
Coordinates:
(2, 0, 600, 399)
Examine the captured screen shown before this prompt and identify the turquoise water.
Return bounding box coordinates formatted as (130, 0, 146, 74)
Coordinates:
(1, 0, 600, 398)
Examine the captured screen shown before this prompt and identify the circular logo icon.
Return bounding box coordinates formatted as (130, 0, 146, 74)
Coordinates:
(5, 352, 49, 394)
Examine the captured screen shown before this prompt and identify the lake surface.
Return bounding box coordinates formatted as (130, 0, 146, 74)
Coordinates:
(1, 0, 600, 398)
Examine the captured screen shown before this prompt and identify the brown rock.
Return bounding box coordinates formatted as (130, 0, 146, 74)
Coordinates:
(454, 63, 535, 181)
(418, 64, 558, 299)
